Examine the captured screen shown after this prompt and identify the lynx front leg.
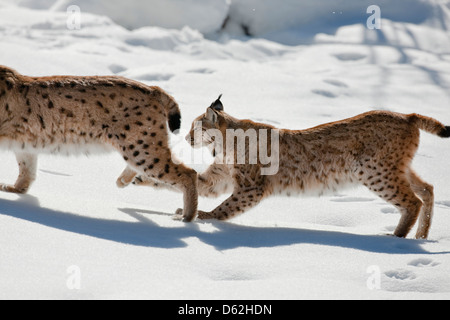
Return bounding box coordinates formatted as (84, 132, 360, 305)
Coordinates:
(132, 164, 233, 198)
(117, 166, 178, 191)
(1, 152, 37, 194)
(132, 174, 179, 192)
(198, 187, 266, 221)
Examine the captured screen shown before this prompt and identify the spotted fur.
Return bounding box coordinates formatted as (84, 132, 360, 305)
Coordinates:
(0, 65, 198, 221)
(178, 98, 449, 239)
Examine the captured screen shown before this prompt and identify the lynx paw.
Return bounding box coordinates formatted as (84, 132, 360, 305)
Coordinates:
(116, 167, 137, 188)
(116, 174, 148, 188)
(174, 209, 215, 220)
(116, 177, 131, 188)
(173, 208, 184, 221)
(173, 208, 193, 222)
(0, 184, 28, 194)
(174, 208, 200, 222)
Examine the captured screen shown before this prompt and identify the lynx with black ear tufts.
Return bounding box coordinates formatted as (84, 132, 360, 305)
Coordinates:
(182, 107, 450, 240)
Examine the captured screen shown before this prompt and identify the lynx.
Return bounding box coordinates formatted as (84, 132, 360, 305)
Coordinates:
(132, 96, 450, 239)
(0, 65, 198, 221)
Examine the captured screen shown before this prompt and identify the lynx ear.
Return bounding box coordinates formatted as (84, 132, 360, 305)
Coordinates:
(206, 107, 218, 123)
(210, 94, 224, 112)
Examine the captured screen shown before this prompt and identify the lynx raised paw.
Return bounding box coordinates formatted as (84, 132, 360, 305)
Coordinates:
(116, 177, 131, 188)
(116, 167, 137, 188)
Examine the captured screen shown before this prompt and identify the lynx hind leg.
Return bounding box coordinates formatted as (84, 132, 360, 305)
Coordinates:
(364, 169, 423, 238)
(116, 166, 137, 188)
(0, 152, 37, 194)
(407, 170, 434, 239)
(393, 193, 422, 239)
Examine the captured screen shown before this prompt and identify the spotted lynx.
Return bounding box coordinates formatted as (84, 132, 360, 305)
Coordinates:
(177, 96, 449, 239)
(0, 65, 198, 221)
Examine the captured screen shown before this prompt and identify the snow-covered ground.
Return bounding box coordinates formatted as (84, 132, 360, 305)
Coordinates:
(1, 0, 450, 299)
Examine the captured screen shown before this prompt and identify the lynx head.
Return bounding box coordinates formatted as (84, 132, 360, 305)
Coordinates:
(186, 94, 226, 149)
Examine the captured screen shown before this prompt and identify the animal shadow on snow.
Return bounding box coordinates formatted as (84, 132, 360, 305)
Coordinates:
(0, 195, 445, 254)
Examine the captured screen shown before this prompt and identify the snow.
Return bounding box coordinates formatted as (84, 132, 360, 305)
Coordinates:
(17, 0, 230, 34)
(225, 0, 439, 36)
(1, 0, 450, 300)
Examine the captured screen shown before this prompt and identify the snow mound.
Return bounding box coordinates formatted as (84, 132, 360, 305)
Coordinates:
(17, 0, 230, 34)
(14, 0, 450, 40)
(225, 0, 440, 36)
(124, 26, 204, 51)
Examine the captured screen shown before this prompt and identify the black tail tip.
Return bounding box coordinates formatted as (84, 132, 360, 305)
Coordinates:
(168, 113, 181, 133)
(439, 126, 450, 138)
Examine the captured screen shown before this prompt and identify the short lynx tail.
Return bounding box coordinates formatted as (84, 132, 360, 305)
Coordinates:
(168, 107, 181, 133)
(166, 100, 181, 133)
(410, 114, 450, 138)
(157, 89, 182, 133)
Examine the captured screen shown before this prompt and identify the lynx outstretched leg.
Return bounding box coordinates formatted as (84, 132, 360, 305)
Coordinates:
(1, 152, 37, 194)
(197, 186, 266, 220)
(130, 164, 233, 198)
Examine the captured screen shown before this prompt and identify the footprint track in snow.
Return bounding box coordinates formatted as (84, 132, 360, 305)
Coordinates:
(323, 79, 349, 88)
(407, 258, 440, 268)
(334, 52, 367, 61)
(109, 64, 127, 74)
(138, 73, 174, 82)
(385, 269, 417, 281)
(385, 258, 439, 280)
(311, 89, 337, 98)
(186, 68, 215, 74)
(312, 79, 349, 100)
(383, 258, 440, 292)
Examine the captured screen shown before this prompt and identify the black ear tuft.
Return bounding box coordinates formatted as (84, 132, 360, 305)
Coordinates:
(210, 94, 224, 111)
